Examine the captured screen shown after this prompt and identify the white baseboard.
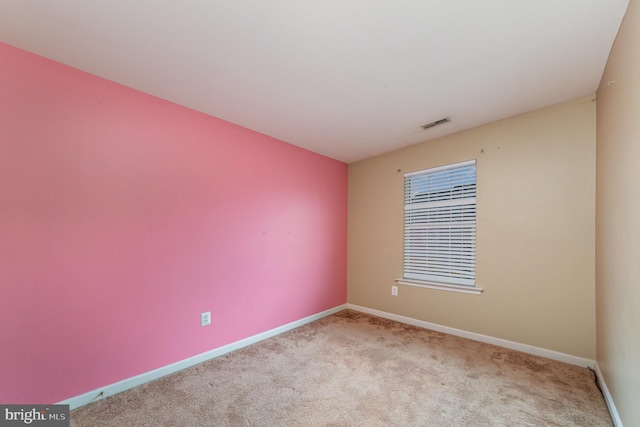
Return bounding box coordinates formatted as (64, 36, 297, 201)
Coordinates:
(594, 362, 623, 427)
(59, 304, 348, 410)
(346, 304, 595, 368)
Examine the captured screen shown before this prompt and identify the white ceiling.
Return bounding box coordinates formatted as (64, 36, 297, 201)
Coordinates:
(0, 1, 629, 163)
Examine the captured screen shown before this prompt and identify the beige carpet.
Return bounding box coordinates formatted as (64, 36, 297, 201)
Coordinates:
(71, 310, 612, 426)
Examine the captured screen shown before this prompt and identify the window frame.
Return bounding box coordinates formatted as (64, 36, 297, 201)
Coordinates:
(396, 159, 483, 295)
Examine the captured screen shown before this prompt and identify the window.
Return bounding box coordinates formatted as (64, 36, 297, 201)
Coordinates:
(397, 159, 481, 294)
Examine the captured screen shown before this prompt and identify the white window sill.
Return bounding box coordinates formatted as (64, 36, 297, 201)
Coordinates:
(395, 278, 483, 295)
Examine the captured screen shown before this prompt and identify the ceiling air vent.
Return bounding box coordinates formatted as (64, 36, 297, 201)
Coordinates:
(421, 117, 451, 130)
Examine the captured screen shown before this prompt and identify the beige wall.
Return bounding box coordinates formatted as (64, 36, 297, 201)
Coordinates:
(596, 0, 640, 425)
(348, 96, 596, 358)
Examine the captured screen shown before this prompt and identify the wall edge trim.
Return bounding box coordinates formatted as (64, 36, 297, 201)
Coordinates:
(594, 362, 624, 427)
(346, 303, 595, 368)
(59, 304, 348, 410)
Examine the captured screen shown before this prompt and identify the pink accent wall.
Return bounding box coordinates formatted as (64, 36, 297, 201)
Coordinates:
(0, 42, 347, 404)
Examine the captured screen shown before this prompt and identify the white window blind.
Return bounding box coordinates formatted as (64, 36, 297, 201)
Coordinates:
(403, 160, 476, 287)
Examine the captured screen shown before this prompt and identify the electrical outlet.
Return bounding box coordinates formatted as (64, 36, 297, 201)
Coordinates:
(201, 311, 211, 326)
(391, 285, 398, 296)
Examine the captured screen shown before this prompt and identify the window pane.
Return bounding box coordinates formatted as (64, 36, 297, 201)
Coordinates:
(403, 160, 476, 287)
